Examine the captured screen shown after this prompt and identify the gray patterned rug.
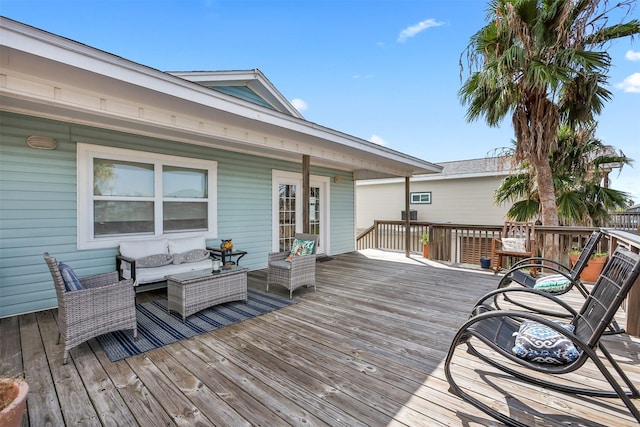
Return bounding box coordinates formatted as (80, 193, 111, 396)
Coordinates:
(96, 288, 296, 362)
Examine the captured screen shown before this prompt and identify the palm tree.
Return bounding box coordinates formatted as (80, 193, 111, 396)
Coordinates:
(460, 0, 639, 259)
(495, 124, 633, 226)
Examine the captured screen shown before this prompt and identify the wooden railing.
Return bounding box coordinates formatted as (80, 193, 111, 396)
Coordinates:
(357, 221, 605, 267)
(357, 222, 640, 337)
(608, 212, 640, 231)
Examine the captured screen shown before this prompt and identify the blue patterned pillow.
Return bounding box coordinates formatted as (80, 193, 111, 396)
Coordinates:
(512, 320, 580, 365)
(58, 262, 83, 292)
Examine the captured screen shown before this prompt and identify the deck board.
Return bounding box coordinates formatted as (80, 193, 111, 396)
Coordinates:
(3, 249, 639, 426)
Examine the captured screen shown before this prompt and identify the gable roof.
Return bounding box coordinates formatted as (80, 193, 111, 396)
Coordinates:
(0, 17, 442, 179)
(357, 157, 511, 186)
(169, 70, 304, 118)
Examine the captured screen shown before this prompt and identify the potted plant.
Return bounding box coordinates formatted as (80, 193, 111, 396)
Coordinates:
(421, 231, 429, 258)
(0, 377, 28, 427)
(568, 248, 608, 283)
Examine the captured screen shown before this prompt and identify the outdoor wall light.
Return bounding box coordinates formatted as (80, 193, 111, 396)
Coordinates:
(333, 176, 342, 183)
(26, 135, 57, 150)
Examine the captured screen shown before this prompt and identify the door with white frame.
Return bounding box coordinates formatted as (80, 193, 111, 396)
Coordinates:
(272, 170, 329, 254)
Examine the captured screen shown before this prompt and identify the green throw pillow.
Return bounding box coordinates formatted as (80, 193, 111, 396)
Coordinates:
(287, 239, 315, 261)
(533, 274, 571, 293)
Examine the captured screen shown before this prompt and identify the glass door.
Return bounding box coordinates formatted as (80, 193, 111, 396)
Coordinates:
(272, 171, 328, 254)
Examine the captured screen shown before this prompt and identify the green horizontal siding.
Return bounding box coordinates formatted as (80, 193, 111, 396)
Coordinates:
(0, 111, 355, 318)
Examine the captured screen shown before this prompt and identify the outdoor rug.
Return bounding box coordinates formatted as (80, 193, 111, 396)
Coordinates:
(96, 288, 296, 362)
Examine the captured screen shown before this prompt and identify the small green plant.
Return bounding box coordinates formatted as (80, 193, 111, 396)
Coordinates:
(421, 231, 429, 244)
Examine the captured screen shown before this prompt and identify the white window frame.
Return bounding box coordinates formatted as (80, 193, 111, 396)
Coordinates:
(77, 142, 217, 249)
(410, 191, 432, 204)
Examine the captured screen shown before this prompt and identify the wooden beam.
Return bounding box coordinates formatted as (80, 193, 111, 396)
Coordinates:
(302, 155, 310, 234)
(405, 176, 410, 257)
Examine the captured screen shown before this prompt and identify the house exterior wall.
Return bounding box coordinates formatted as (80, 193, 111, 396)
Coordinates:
(356, 175, 510, 230)
(0, 112, 355, 318)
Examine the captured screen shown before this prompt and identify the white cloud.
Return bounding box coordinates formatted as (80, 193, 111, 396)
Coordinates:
(290, 98, 308, 111)
(397, 18, 444, 43)
(625, 50, 640, 61)
(369, 134, 388, 146)
(615, 73, 640, 93)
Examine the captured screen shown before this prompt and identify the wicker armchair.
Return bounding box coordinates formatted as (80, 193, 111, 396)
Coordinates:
(267, 233, 318, 299)
(43, 252, 137, 364)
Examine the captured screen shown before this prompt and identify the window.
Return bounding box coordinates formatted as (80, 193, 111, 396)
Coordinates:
(78, 143, 217, 249)
(410, 191, 432, 204)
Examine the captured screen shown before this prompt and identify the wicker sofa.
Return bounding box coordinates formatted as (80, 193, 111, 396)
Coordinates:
(116, 235, 212, 285)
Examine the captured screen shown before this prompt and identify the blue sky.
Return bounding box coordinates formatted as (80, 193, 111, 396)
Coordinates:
(2, 0, 639, 203)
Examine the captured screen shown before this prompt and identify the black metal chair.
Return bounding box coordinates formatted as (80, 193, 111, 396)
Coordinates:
(494, 231, 623, 334)
(444, 246, 640, 426)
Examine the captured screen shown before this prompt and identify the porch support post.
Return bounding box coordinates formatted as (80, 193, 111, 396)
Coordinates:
(302, 154, 310, 233)
(405, 176, 410, 257)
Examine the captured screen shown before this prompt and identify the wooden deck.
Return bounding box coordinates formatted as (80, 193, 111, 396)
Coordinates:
(2, 250, 639, 426)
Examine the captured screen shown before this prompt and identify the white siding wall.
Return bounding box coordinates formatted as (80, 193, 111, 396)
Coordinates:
(356, 176, 510, 230)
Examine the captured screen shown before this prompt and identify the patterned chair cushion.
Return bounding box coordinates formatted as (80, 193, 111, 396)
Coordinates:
(58, 262, 83, 291)
(533, 274, 571, 293)
(512, 320, 580, 365)
(172, 249, 210, 264)
(287, 239, 316, 262)
(137, 253, 174, 268)
(501, 237, 527, 252)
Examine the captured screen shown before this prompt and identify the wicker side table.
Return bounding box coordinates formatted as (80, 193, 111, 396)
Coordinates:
(166, 267, 248, 321)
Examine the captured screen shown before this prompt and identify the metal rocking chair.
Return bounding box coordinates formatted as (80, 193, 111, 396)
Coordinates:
(444, 246, 640, 426)
(493, 231, 623, 335)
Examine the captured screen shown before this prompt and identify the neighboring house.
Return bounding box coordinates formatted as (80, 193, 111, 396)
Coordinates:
(356, 157, 512, 231)
(0, 17, 441, 318)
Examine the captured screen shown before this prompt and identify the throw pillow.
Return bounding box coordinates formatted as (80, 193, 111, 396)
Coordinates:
(501, 237, 527, 252)
(172, 249, 211, 264)
(287, 239, 315, 262)
(533, 274, 571, 293)
(168, 236, 206, 255)
(137, 253, 174, 268)
(512, 320, 580, 365)
(58, 262, 83, 291)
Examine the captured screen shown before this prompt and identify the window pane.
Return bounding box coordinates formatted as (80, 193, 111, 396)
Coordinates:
(163, 202, 208, 232)
(94, 201, 154, 235)
(94, 159, 154, 197)
(163, 166, 207, 198)
(279, 184, 296, 251)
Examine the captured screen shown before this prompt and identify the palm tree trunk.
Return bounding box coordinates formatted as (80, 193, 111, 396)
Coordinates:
(534, 157, 560, 260)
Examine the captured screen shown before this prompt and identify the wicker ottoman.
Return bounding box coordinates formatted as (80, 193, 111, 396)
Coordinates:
(166, 267, 248, 321)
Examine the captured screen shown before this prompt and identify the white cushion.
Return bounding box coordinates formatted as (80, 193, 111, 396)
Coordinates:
(502, 237, 527, 252)
(122, 259, 213, 284)
(168, 236, 206, 255)
(119, 239, 168, 259)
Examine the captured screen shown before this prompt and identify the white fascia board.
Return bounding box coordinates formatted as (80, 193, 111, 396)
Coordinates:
(356, 169, 511, 185)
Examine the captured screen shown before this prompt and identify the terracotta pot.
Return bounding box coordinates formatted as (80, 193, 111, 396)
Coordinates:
(580, 256, 607, 283)
(423, 244, 429, 259)
(0, 379, 28, 427)
(569, 253, 607, 282)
